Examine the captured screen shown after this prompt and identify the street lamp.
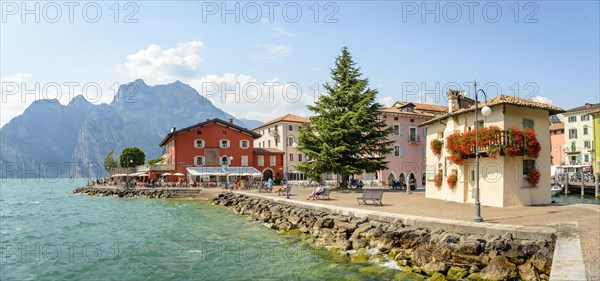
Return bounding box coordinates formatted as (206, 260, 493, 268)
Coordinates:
(285, 142, 298, 199)
(474, 85, 492, 222)
(126, 158, 133, 189)
(225, 156, 233, 189)
(88, 162, 93, 186)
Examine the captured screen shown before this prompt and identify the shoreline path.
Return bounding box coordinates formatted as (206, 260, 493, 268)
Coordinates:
(198, 186, 599, 281)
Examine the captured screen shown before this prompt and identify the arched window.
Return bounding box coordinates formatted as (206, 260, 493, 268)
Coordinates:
(288, 136, 295, 146)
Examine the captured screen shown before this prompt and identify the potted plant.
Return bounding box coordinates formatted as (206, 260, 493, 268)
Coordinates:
(525, 167, 541, 186)
(434, 172, 443, 189)
(430, 139, 444, 156)
(447, 174, 458, 189)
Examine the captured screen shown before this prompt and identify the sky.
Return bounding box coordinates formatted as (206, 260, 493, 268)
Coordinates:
(1, 1, 599, 127)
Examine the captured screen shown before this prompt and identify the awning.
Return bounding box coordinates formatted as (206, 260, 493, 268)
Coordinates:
(187, 166, 262, 177)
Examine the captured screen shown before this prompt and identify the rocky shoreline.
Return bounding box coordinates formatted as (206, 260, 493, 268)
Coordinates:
(213, 193, 554, 281)
(73, 186, 177, 198)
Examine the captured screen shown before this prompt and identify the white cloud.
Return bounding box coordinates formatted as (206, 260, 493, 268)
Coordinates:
(188, 73, 313, 123)
(378, 96, 395, 107)
(273, 26, 294, 37)
(532, 95, 553, 105)
(116, 41, 204, 84)
(250, 44, 295, 62)
(1, 73, 32, 83)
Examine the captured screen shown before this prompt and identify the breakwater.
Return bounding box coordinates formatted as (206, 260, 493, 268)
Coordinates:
(73, 186, 201, 198)
(213, 193, 555, 281)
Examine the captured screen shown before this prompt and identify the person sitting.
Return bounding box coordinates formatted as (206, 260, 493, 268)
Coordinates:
(307, 186, 325, 200)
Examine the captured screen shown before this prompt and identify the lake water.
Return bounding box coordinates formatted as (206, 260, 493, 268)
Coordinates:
(1, 179, 416, 280)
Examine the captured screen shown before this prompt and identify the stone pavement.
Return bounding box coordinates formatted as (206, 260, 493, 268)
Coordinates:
(200, 186, 600, 281)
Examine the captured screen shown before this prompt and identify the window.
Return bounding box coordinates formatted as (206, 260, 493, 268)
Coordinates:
(522, 119, 534, 129)
(221, 156, 231, 165)
(298, 154, 303, 161)
(410, 119, 414, 122)
(437, 131, 444, 139)
(288, 136, 295, 146)
(394, 146, 400, 156)
(289, 153, 294, 161)
(584, 154, 590, 162)
(522, 159, 536, 176)
(220, 140, 230, 148)
(298, 126, 302, 130)
(268, 140, 271, 147)
(222, 131, 227, 136)
(581, 115, 590, 121)
(584, 127, 589, 135)
(258, 156, 264, 166)
(241, 155, 248, 166)
(240, 140, 250, 148)
(584, 141, 591, 148)
(194, 156, 204, 166)
(196, 130, 202, 135)
(194, 139, 204, 148)
(568, 129, 577, 139)
(270, 155, 276, 166)
(288, 125, 293, 131)
(409, 127, 417, 141)
(423, 127, 427, 136)
(394, 117, 399, 120)
(393, 125, 400, 135)
(568, 116, 576, 122)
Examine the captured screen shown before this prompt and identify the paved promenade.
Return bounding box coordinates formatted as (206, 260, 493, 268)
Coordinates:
(201, 186, 600, 281)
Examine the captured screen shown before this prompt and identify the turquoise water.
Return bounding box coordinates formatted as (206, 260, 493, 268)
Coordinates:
(1, 179, 408, 280)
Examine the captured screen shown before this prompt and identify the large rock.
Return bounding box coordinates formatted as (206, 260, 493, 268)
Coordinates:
(518, 261, 540, 281)
(479, 256, 518, 280)
(421, 261, 448, 276)
(447, 266, 469, 279)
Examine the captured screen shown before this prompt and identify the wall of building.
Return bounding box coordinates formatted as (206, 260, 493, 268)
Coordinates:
(594, 113, 600, 174)
(254, 121, 306, 179)
(172, 122, 256, 175)
(563, 112, 594, 165)
(425, 104, 551, 207)
(378, 113, 428, 187)
(550, 128, 565, 166)
(253, 153, 284, 180)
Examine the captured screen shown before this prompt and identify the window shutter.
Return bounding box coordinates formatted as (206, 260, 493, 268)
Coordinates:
(400, 145, 404, 157)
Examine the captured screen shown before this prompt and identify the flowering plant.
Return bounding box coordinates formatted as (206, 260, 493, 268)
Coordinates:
(447, 174, 458, 189)
(522, 128, 541, 158)
(430, 139, 444, 156)
(434, 172, 443, 189)
(525, 167, 541, 186)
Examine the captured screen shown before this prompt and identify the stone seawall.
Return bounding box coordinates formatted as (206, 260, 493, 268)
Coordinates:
(213, 193, 555, 281)
(73, 187, 177, 198)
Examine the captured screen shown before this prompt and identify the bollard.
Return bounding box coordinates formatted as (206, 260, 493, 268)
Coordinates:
(565, 174, 569, 195)
(596, 176, 599, 199)
(581, 176, 585, 197)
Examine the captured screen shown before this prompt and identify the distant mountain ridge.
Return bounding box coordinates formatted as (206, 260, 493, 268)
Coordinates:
(0, 79, 261, 178)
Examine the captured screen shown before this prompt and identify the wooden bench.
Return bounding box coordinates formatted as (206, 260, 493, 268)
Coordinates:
(315, 188, 332, 200)
(356, 190, 383, 206)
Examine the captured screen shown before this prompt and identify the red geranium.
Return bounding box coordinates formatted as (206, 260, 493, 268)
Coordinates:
(430, 139, 444, 156)
(447, 174, 458, 189)
(434, 172, 443, 189)
(525, 167, 541, 186)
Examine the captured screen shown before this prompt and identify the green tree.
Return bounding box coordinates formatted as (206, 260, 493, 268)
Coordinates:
(119, 147, 145, 168)
(297, 47, 393, 186)
(147, 157, 163, 165)
(103, 150, 118, 173)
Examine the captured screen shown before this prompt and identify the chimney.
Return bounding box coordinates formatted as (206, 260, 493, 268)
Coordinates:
(447, 89, 460, 113)
(171, 127, 176, 133)
(228, 118, 233, 124)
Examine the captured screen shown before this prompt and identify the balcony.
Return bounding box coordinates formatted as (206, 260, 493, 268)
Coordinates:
(564, 146, 580, 154)
(408, 135, 420, 143)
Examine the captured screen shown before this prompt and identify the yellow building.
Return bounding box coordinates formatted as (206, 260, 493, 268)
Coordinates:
(592, 110, 600, 175)
(421, 91, 564, 207)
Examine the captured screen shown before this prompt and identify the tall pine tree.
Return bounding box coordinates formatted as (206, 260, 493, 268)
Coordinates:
(297, 47, 393, 186)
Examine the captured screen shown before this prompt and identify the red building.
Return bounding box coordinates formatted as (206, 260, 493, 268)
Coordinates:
(154, 118, 283, 185)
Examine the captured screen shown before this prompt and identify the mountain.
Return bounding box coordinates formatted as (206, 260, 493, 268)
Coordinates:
(239, 118, 263, 130)
(0, 80, 256, 178)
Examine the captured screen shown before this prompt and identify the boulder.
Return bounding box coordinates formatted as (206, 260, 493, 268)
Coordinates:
(421, 261, 448, 276)
(447, 266, 469, 280)
(478, 256, 518, 281)
(518, 261, 540, 281)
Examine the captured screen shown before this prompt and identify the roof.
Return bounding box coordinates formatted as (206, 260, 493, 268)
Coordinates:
(549, 123, 564, 131)
(253, 114, 310, 130)
(379, 101, 447, 117)
(420, 94, 565, 126)
(159, 118, 261, 146)
(253, 148, 285, 154)
(565, 103, 600, 114)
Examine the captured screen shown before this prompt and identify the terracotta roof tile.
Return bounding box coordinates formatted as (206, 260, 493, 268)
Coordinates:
(253, 114, 309, 130)
(421, 94, 565, 126)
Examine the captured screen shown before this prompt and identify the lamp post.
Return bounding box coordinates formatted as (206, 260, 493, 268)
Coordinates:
(225, 156, 233, 190)
(88, 162, 93, 186)
(126, 158, 133, 189)
(285, 142, 298, 199)
(473, 84, 492, 222)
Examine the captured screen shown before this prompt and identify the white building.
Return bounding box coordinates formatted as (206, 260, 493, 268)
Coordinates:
(562, 103, 600, 166)
(253, 114, 310, 181)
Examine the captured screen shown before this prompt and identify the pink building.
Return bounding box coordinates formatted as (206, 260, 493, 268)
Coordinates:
(375, 102, 446, 188)
(549, 123, 565, 166)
